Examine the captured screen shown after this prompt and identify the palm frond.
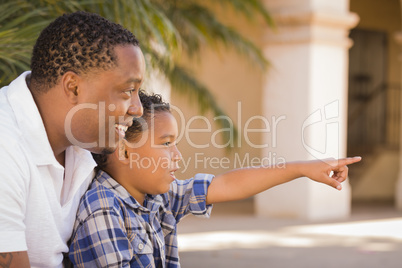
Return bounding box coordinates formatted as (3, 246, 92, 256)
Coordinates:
(207, 0, 275, 27)
(0, 1, 51, 85)
(159, 2, 269, 69)
(88, 0, 181, 59)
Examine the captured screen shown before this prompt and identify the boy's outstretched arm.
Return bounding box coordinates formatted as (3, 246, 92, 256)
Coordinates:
(205, 157, 361, 205)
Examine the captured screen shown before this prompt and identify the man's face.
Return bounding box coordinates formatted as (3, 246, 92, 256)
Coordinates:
(66, 45, 145, 154)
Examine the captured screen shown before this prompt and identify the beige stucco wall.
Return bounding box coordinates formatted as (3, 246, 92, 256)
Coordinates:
(171, 10, 266, 180)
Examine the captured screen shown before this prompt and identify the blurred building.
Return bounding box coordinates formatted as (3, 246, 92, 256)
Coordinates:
(166, 0, 401, 220)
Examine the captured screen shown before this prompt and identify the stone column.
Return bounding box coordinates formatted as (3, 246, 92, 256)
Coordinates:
(255, 0, 359, 220)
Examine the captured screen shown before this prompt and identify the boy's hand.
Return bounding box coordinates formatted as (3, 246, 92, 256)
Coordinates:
(302, 157, 362, 190)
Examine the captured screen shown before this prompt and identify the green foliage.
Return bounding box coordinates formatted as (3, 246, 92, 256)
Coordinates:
(0, 1, 48, 84)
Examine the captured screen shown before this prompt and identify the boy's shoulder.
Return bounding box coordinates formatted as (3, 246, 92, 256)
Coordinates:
(76, 177, 123, 221)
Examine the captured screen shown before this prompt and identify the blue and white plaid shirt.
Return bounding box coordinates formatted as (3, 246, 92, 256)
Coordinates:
(68, 171, 214, 268)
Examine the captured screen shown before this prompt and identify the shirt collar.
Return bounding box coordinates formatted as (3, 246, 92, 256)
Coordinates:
(95, 170, 164, 212)
(7, 71, 60, 166)
(62, 145, 96, 204)
(7, 71, 96, 171)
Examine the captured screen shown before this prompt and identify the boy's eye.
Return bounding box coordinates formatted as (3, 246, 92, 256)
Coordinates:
(162, 141, 178, 147)
(124, 89, 135, 97)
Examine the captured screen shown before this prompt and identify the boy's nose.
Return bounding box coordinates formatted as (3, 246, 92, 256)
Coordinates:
(172, 147, 182, 162)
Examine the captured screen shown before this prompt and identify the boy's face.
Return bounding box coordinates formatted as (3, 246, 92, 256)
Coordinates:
(124, 111, 182, 199)
(67, 45, 145, 154)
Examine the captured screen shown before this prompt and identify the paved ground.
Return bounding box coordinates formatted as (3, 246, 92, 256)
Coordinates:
(177, 200, 402, 268)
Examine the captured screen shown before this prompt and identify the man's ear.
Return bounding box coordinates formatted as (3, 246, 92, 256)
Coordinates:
(62, 71, 80, 104)
(113, 140, 130, 165)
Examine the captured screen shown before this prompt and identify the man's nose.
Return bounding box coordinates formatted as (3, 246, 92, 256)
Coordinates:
(127, 94, 143, 117)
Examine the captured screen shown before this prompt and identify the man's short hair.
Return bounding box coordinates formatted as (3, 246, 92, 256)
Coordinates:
(30, 11, 139, 92)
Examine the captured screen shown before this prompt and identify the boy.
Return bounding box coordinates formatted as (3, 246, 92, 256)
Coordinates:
(69, 91, 361, 267)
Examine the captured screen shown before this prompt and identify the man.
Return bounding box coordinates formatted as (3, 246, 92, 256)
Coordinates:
(0, 11, 145, 267)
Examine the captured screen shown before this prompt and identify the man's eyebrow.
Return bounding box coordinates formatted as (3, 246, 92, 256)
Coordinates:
(122, 77, 142, 84)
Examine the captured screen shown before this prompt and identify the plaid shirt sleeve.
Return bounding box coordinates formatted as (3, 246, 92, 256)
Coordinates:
(69, 209, 135, 268)
(168, 173, 214, 223)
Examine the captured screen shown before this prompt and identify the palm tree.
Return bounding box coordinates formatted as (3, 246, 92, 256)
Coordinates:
(0, 0, 273, 143)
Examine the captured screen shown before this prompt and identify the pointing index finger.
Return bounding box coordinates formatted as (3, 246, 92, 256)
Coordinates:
(336, 156, 362, 167)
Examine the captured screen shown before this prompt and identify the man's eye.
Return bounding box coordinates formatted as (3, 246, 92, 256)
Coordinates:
(162, 142, 171, 146)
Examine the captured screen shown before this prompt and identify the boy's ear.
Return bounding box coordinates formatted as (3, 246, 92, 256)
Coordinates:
(62, 71, 80, 104)
(113, 140, 130, 165)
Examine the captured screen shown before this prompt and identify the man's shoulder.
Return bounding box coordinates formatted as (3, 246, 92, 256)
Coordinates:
(0, 91, 22, 147)
(0, 102, 29, 175)
(0, 72, 37, 147)
(0, 95, 32, 180)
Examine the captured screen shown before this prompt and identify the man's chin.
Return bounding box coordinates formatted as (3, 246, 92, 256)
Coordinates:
(103, 147, 117, 154)
(88, 146, 117, 155)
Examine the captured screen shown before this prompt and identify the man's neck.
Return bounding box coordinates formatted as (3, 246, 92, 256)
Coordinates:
(27, 75, 69, 168)
(55, 151, 66, 167)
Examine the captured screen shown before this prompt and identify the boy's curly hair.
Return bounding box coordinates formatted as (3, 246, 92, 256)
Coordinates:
(92, 90, 171, 171)
(30, 11, 139, 92)
(125, 90, 170, 142)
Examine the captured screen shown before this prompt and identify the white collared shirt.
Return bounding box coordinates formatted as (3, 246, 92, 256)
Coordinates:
(0, 72, 96, 268)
